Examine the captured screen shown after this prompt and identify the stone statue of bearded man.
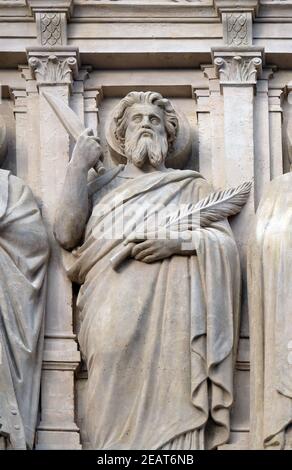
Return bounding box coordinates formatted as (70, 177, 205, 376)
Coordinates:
(113, 91, 178, 170)
(54, 91, 241, 450)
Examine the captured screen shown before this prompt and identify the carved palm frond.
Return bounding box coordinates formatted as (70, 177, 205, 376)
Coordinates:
(110, 181, 252, 270)
(164, 202, 194, 227)
(164, 181, 252, 229)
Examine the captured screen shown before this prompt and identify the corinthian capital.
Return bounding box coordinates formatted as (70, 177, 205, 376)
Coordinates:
(212, 48, 264, 85)
(214, 55, 262, 84)
(26, 47, 79, 86)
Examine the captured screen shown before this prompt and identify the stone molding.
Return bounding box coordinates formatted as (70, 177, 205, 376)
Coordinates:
(0, 0, 25, 5)
(268, 88, 284, 113)
(27, 0, 73, 17)
(214, 0, 259, 15)
(261, 0, 291, 4)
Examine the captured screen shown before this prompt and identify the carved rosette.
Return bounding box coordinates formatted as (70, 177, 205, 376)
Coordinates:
(214, 55, 262, 85)
(28, 55, 78, 85)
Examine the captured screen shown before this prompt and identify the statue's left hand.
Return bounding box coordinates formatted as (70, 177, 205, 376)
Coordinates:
(125, 230, 199, 263)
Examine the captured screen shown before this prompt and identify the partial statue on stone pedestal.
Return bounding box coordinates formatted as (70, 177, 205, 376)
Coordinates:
(248, 119, 292, 450)
(0, 117, 50, 449)
(54, 91, 246, 450)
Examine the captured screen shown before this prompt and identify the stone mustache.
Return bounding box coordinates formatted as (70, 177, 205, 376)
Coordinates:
(54, 91, 249, 450)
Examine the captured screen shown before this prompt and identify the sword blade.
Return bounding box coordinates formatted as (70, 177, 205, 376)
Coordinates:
(42, 91, 105, 175)
(42, 91, 85, 142)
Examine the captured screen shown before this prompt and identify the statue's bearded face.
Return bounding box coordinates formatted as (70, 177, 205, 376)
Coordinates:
(124, 103, 168, 169)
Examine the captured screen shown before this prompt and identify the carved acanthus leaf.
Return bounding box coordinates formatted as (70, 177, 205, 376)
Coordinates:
(28, 55, 78, 84)
(214, 55, 262, 84)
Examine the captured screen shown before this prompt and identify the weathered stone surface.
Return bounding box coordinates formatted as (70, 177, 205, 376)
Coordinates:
(248, 170, 292, 449)
(0, 119, 49, 449)
(54, 91, 244, 449)
(0, 0, 292, 451)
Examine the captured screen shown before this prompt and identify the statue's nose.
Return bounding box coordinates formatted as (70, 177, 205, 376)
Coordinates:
(141, 116, 152, 128)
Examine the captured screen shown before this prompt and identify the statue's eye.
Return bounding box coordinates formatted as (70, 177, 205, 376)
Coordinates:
(133, 115, 142, 123)
(150, 116, 160, 125)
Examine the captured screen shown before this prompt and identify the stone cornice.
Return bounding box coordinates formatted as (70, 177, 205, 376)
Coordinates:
(0, 0, 292, 70)
(71, 0, 217, 19)
(0, 0, 290, 20)
(0, 0, 25, 6)
(215, 0, 260, 15)
(27, 0, 73, 18)
(260, 0, 292, 5)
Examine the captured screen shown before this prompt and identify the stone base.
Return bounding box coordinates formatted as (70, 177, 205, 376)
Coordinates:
(36, 431, 82, 450)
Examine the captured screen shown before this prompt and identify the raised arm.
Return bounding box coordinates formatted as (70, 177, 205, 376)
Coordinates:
(54, 129, 102, 250)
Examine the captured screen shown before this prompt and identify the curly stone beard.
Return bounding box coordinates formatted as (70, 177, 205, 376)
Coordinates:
(124, 129, 168, 169)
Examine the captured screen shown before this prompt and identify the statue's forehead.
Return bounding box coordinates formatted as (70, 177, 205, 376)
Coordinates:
(128, 102, 164, 117)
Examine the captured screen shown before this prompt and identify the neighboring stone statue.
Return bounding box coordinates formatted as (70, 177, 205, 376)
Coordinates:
(0, 117, 49, 449)
(248, 119, 292, 450)
(54, 91, 243, 450)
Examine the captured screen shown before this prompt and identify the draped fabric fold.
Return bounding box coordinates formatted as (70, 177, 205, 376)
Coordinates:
(0, 171, 49, 449)
(248, 172, 292, 449)
(67, 169, 240, 450)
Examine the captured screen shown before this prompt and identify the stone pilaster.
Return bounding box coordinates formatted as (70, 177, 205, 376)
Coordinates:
(200, 65, 225, 188)
(84, 89, 100, 137)
(212, 47, 263, 326)
(193, 88, 212, 180)
(281, 83, 292, 173)
(9, 88, 28, 179)
(254, 68, 275, 207)
(24, 46, 82, 450)
(13, 66, 41, 201)
(204, 51, 265, 450)
(269, 87, 284, 178)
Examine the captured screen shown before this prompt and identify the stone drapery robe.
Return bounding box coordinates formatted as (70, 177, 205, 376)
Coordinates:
(67, 167, 241, 450)
(249, 172, 292, 449)
(0, 170, 49, 449)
